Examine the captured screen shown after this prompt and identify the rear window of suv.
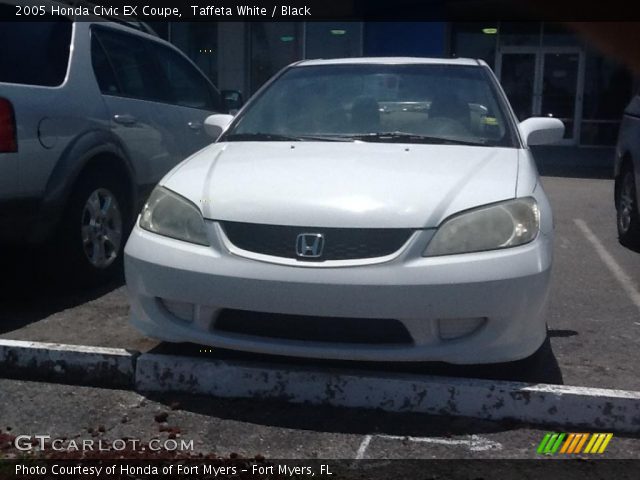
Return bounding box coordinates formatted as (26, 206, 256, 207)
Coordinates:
(0, 16, 72, 87)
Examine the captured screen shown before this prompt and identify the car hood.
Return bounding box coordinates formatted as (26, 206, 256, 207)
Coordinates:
(162, 141, 520, 228)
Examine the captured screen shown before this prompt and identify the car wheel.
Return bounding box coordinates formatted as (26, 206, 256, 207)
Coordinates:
(58, 169, 130, 283)
(616, 167, 640, 248)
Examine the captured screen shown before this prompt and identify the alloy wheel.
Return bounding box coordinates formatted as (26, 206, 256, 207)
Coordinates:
(80, 188, 123, 269)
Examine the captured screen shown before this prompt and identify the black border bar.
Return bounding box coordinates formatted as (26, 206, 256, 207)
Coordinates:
(2, 0, 640, 21)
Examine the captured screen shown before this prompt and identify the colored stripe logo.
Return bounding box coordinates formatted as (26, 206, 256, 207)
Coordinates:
(537, 433, 613, 455)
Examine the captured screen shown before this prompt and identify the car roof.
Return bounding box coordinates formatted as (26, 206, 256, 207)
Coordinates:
(295, 57, 483, 67)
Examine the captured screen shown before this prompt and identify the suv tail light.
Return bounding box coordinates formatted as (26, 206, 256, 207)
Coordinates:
(0, 98, 17, 152)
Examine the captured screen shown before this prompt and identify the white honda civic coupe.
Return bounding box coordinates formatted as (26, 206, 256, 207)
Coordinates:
(125, 57, 564, 364)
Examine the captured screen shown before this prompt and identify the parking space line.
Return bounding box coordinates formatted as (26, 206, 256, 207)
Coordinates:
(574, 218, 640, 312)
(377, 434, 502, 452)
(355, 435, 372, 459)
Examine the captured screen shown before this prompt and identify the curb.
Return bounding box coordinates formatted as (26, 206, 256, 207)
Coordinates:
(136, 353, 640, 433)
(0, 339, 137, 389)
(2, 339, 640, 433)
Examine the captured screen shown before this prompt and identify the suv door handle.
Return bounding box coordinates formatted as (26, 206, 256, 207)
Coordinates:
(187, 121, 202, 130)
(113, 114, 137, 125)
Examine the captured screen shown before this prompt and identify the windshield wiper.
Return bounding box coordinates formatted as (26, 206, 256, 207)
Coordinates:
(351, 132, 488, 146)
(225, 132, 305, 142)
(225, 132, 353, 142)
(297, 134, 354, 142)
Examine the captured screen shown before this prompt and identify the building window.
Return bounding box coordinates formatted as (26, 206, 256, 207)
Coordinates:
(542, 22, 582, 47)
(449, 22, 498, 69)
(249, 22, 303, 93)
(450, 22, 635, 146)
(581, 51, 633, 145)
(169, 23, 218, 85)
(305, 22, 362, 59)
(498, 22, 542, 47)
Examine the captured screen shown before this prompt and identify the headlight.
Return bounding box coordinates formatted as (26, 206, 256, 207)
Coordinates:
(139, 187, 209, 246)
(424, 197, 539, 256)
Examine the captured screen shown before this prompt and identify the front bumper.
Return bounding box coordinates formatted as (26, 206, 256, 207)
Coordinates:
(125, 222, 553, 364)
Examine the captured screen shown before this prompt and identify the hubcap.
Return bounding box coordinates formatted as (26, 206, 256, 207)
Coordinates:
(618, 172, 635, 234)
(81, 188, 123, 269)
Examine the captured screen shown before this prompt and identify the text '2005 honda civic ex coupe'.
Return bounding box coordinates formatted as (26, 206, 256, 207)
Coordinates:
(124, 57, 564, 364)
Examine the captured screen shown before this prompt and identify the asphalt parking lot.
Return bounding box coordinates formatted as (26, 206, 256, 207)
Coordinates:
(2, 172, 639, 390)
(2, 168, 640, 459)
(2, 377, 640, 459)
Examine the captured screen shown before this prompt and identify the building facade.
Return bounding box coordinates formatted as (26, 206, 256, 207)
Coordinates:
(151, 21, 635, 148)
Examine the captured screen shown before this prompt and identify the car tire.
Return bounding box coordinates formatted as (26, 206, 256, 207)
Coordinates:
(616, 166, 640, 249)
(56, 168, 131, 284)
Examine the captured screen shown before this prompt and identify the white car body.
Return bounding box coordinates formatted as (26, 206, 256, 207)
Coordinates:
(125, 57, 562, 364)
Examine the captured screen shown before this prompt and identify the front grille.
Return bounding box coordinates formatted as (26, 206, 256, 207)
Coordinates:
(221, 221, 413, 261)
(214, 309, 413, 345)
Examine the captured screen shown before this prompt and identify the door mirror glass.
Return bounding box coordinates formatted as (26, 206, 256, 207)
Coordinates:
(221, 90, 244, 114)
(204, 114, 234, 139)
(519, 117, 565, 146)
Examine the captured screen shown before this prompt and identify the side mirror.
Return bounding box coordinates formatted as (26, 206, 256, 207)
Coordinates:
(519, 117, 565, 146)
(204, 114, 234, 139)
(221, 89, 244, 114)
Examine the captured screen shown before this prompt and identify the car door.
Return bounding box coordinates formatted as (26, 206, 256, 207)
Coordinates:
(90, 26, 186, 190)
(148, 41, 222, 156)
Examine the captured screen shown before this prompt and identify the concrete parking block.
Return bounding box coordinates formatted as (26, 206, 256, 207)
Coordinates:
(136, 353, 640, 433)
(0, 339, 137, 388)
(2, 340, 639, 433)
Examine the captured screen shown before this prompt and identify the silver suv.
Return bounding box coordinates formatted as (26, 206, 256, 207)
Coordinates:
(0, 7, 230, 280)
(615, 93, 640, 249)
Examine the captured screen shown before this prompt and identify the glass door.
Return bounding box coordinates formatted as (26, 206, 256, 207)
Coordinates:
(496, 47, 584, 145)
(540, 51, 582, 142)
(496, 51, 537, 121)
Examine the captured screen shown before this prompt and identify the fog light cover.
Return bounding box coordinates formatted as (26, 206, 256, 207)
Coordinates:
(160, 299, 194, 323)
(438, 317, 487, 340)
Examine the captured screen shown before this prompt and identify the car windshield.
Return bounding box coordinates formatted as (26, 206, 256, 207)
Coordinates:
(227, 63, 516, 147)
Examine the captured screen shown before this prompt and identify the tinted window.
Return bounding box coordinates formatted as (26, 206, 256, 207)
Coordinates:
(91, 34, 119, 95)
(0, 18, 72, 86)
(152, 44, 218, 110)
(93, 28, 168, 102)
